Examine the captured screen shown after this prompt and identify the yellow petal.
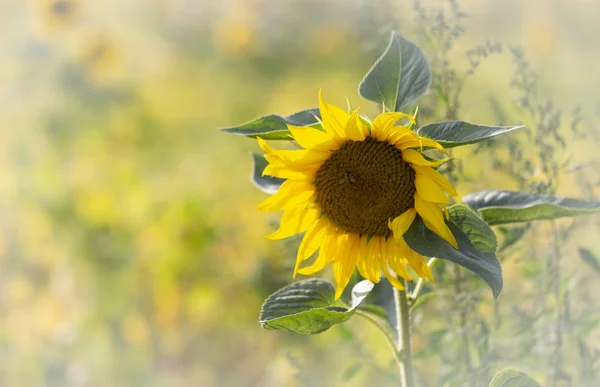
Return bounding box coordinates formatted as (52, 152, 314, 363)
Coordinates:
(389, 258, 412, 281)
(356, 237, 380, 283)
(413, 165, 458, 197)
(257, 179, 292, 210)
(366, 236, 381, 260)
(414, 257, 434, 282)
(365, 237, 384, 282)
(378, 238, 404, 290)
(333, 234, 361, 299)
(397, 238, 434, 281)
(343, 109, 366, 141)
(257, 181, 315, 212)
(287, 124, 336, 151)
(422, 266, 434, 281)
(329, 232, 349, 263)
(414, 194, 458, 248)
(266, 148, 330, 167)
(389, 208, 417, 243)
(402, 149, 441, 167)
(397, 136, 448, 154)
(266, 206, 320, 240)
(414, 171, 451, 204)
(386, 124, 418, 138)
(297, 226, 336, 275)
(319, 89, 349, 139)
(262, 163, 316, 180)
(388, 131, 420, 147)
(371, 112, 416, 141)
(385, 240, 413, 281)
(381, 265, 405, 291)
(293, 217, 328, 277)
(257, 138, 274, 153)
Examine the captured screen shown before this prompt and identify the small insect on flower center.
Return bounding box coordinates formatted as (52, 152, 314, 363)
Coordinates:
(315, 136, 416, 237)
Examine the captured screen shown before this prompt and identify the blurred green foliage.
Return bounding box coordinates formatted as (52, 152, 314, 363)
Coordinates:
(0, 0, 599, 386)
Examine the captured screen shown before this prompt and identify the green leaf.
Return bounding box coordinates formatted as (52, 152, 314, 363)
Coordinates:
(358, 32, 432, 111)
(463, 190, 600, 226)
(221, 108, 320, 140)
(404, 205, 502, 298)
(259, 279, 374, 334)
(448, 204, 497, 254)
(579, 247, 600, 274)
(251, 153, 283, 194)
(417, 121, 524, 148)
(489, 368, 541, 387)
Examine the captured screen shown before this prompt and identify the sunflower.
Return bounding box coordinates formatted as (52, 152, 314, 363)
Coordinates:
(258, 91, 458, 299)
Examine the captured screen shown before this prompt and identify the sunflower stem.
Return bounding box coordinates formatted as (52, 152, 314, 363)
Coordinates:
(394, 281, 415, 387)
(549, 220, 563, 386)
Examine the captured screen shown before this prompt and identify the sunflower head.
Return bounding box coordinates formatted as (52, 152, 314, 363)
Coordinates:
(314, 135, 416, 238)
(258, 91, 458, 298)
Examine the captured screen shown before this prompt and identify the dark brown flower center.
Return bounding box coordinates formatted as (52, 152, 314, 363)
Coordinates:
(314, 136, 416, 238)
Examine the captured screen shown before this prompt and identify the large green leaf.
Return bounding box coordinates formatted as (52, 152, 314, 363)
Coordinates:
(489, 368, 541, 387)
(358, 32, 431, 111)
(417, 121, 524, 148)
(259, 279, 374, 334)
(251, 153, 283, 194)
(448, 204, 497, 254)
(221, 108, 320, 140)
(463, 190, 600, 226)
(404, 205, 502, 298)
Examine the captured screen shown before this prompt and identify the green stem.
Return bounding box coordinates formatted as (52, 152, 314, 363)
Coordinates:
(394, 281, 415, 387)
(550, 221, 563, 386)
(409, 258, 437, 303)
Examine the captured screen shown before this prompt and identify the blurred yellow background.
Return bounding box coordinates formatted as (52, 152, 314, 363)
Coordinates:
(1, 0, 599, 386)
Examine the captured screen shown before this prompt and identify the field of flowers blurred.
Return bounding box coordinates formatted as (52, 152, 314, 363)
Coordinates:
(1, 0, 600, 386)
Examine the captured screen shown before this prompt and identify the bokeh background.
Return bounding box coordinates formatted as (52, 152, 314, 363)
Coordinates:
(1, 0, 600, 386)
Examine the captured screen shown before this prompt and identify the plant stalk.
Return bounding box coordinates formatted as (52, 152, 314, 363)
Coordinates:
(394, 281, 415, 387)
(550, 221, 563, 386)
(409, 257, 437, 303)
